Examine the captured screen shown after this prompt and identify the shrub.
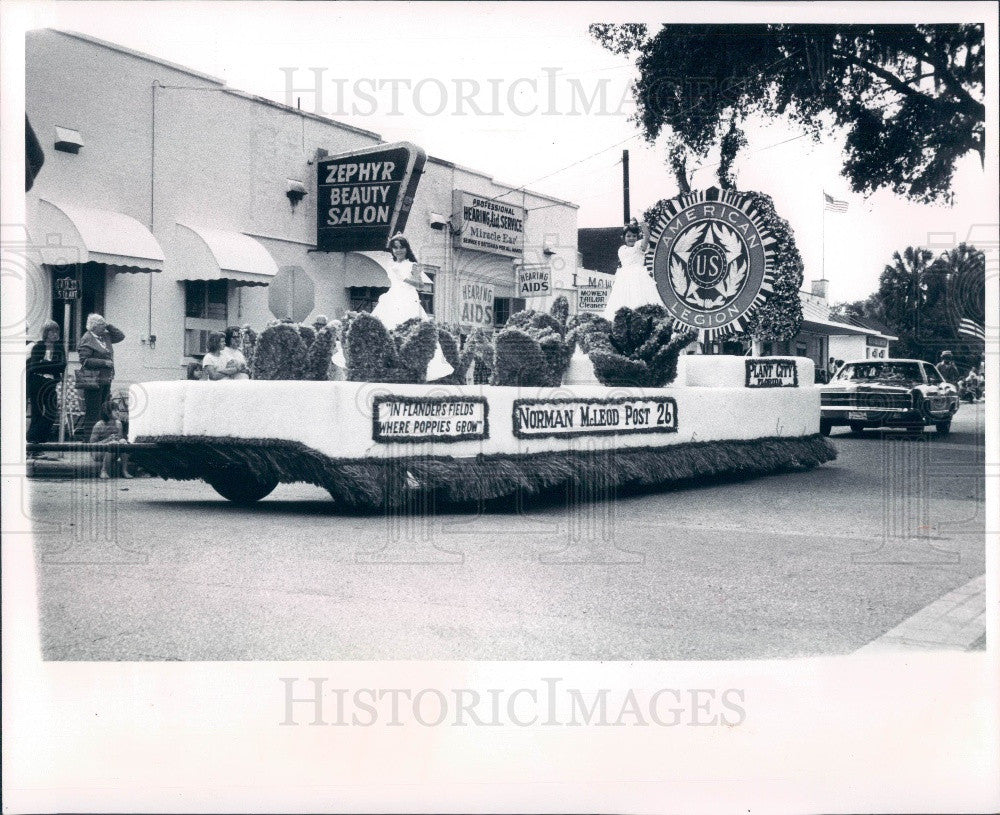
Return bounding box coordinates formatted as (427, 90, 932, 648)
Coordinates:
(304, 325, 336, 380)
(250, 323, 308, 380)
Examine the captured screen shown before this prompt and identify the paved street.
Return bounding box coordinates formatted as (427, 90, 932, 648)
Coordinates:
(28, 403, 986, 661)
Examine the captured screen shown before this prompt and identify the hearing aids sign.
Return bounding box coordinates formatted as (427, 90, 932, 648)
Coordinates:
(316, 142, 426, 252)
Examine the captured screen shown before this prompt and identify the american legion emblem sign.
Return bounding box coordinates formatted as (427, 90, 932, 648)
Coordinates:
(649, 188, 776, 342)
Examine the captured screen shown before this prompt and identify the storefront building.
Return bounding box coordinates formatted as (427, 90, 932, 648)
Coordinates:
(25, 29, 578, 389)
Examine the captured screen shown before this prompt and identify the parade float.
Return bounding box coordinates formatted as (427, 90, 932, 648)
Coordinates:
(128, 186, 836, 505)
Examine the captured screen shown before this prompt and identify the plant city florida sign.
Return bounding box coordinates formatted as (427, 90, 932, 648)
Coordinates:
(316, 142, 426, 252)
(453, 191, 524, 258)
(650, 188, 777, 342)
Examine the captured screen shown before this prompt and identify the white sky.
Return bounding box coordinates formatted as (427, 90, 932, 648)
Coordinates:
(17, 1, 998, 303)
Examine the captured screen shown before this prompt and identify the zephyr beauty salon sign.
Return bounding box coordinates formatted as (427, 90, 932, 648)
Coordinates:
(453, 191, 524, 258)
(316, 142, 426, 252)
(650, 188, 776, 342)
(512, 396, 677, 439)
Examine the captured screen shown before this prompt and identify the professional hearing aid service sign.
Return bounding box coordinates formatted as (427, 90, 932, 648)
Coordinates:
(316, 141, 426, 252)
(650, 188, 777, 342)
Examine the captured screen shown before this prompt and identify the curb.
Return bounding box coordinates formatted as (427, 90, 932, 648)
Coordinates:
(855, 574, 987, 653)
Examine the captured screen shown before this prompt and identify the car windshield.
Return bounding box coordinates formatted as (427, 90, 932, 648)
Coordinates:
(834, 362, 923, 383)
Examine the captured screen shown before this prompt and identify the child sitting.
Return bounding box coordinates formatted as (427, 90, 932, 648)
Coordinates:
(89, 401, 132, 480)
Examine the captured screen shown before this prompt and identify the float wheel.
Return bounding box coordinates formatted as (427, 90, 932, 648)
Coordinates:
(206, 467, 279, 504)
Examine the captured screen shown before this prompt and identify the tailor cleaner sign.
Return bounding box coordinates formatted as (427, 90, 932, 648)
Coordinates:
(316, 142, 426, 252)
(454, 191, 524, 258)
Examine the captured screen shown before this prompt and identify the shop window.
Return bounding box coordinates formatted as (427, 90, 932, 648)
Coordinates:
(183, 280, 229, 356)
(416, 264, 437, 316)
(49, 262, 106, 350)
(493, 297, 526, 327)
(348, 286, 388, 313)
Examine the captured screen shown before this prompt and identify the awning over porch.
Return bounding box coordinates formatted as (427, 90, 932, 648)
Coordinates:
(36, 199, 164, 272)
(172, 223, 278, 286)
(344, 251, 433, 287)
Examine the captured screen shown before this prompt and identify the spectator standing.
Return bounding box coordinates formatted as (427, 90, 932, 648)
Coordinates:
(938, 350, 959, 384)
(77, 313, 124, 438)
(26, 319, 67, 451)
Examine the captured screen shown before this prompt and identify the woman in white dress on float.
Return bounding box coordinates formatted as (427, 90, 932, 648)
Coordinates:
(335, 233, 453, 381)
(603, 218, 663, 319)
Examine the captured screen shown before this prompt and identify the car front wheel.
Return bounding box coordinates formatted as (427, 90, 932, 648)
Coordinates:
(820, 419, 832, 437)
(935, 420, 952, 435)
(849, 422, 866, 434)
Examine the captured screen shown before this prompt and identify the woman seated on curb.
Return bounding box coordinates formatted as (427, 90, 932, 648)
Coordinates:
(90, 401, 132, 480)
(200, 332, 241, 380)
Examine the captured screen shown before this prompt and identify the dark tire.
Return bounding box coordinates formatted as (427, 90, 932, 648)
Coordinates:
(820, 419, 832, 437)
(935, 420, 952, 435)
(206, 468, 279, 504)
(849, 422, 866, 434)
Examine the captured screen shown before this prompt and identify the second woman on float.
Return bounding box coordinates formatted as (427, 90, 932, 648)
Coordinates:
(603, 218, 663, 319)
(336, 233, 453, 381)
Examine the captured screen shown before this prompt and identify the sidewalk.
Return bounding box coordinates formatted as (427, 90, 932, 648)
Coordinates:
(855, 574, 987, 653)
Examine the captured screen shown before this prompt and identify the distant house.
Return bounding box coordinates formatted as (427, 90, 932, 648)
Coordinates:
(752, 280, 896, 373)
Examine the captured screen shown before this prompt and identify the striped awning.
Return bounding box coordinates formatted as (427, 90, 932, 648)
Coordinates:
(344, 251, 433, 288)
(36, 199, 164, 272)
(172, 223, 278, 286)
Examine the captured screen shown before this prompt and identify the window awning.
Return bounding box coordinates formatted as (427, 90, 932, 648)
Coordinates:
(344, 251, 433, 288)
(36, 199, 164, 272)
(172, 223, 278, 287)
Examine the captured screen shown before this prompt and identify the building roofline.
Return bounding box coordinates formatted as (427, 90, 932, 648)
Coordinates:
(42, 29, 383, 142)
(427, 155, 579, 210)
(39, 29, 577, 210)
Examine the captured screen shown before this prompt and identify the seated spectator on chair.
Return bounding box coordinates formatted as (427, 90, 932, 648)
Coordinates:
(90, 401, 132, 480)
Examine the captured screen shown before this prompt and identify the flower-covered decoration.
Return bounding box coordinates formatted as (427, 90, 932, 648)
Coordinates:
(297, 324, 317, 347)
(576, 305, 696, 387)
(492, 307, 574, 387)
(736, 190, 804, 342)
(304, 325, 336, 381)
(344, 313, 437, 384)
(550, 295, 570, 331)
(491, 327, 550, 387)
(460, 328, 495, 385)
(433, 325, 471, 385)
(240, 326, 258, 373)
(250, 323, 308, 380)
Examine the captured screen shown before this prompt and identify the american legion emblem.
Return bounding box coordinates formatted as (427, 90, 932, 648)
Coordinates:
(648, 188, 776, 342)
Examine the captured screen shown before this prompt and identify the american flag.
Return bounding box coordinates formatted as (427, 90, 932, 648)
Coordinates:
(958, 318, 985, 341)
(823, 192, 849, 213)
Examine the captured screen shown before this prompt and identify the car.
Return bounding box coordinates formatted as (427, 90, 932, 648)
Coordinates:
(819, 359, 959, 436)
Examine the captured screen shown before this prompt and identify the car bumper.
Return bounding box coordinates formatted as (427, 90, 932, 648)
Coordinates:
(821, 403, 958, 425)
